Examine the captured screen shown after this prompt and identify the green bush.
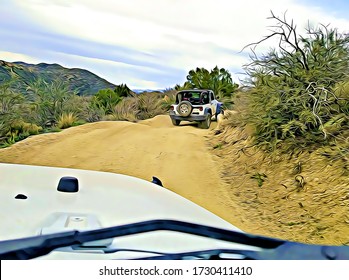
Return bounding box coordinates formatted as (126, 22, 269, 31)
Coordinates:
(242, 12, 349, 152)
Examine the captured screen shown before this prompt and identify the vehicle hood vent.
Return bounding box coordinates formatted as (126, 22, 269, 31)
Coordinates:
(57, 176, 79, 193)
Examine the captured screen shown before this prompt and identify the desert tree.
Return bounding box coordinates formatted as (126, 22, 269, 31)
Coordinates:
(242, 11, 349, 151)
(185, 66, 239, 100)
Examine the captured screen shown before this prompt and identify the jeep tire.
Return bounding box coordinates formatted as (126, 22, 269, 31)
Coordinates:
(177, 101, 193, 117)
(199, 113, 211, 129)
(171, 119, 181, 126)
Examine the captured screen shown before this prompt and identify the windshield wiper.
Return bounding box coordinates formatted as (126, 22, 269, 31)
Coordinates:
(134, 244, 349, 260)
(0, 219, 348, 260)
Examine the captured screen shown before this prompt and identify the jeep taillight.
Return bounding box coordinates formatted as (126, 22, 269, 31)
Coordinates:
(170, 106, 174, 111)
(198, 106, 203, 111)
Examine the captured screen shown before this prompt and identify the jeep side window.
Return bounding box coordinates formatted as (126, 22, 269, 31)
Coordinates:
(210, 92, 214, 102)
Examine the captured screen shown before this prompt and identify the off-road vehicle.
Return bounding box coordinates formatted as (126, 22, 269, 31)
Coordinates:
(169, 89, 223, 129)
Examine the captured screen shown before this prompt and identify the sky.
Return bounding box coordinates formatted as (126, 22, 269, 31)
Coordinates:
(1, 0, 349, 90)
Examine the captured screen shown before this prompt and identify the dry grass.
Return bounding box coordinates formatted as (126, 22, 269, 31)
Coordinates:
(209, 120, 349, 245)
(105, 92, 173, 122)
(57, 112, 77, 129)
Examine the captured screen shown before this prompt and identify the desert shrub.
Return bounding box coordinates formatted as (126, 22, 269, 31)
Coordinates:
(64, 95, 90, 119)
(91, 88, 122, 114)
(26, 78, 77, 127)
(159, 89, 176, 111)
(57, 112, 78, 129)
(2, 120, 42, 146)
(0, 81, 29, 145)
(242, 12, 349, 152)
(107, 97, 138, 122)
(108, 92, 169, 121)
(91, 84, 133, 115)
(85, 103, 105, 122)
(136, 92, 165, 119)
(14, 121, 41, 137)
(219, 90, 251, 129)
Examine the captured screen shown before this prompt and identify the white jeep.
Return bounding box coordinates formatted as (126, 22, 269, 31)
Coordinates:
(169, 89, 223, 129)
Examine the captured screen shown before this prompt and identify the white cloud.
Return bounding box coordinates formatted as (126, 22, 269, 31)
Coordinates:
(8, 0, 349, 88)
(0, 51, 42, 64)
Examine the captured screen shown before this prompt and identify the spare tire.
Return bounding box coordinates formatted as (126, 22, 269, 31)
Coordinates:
(177, 101, 193, 117)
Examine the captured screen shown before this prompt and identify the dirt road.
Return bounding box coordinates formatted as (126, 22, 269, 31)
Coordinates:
(0, 116, 241, 227)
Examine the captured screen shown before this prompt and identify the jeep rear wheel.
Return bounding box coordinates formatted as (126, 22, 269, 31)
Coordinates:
(171, 119, 181, 126)
(177, 101, 192, 117)
(198, 113, 211, 129)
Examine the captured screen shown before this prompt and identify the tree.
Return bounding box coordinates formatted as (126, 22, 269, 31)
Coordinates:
(114, 83, 133, 98)
(92, 88, 121, 114)
(182, 67, 239, 99)
(91, 84, 133, 115)
(243, 11, 349, 151)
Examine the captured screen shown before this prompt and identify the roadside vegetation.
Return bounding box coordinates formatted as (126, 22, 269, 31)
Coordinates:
(217, 12, 349, 163)
(210, 12, 349, 244)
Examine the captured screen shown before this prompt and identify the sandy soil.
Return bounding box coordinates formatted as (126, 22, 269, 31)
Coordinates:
(0, 116, 241, 227)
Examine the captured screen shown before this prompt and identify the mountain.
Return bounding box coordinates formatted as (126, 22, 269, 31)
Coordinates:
(0, 60, 117, 96)
(132, 89, 165, 94)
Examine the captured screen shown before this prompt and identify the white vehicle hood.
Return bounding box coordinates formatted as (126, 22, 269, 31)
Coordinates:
(0, 163, 257, 259)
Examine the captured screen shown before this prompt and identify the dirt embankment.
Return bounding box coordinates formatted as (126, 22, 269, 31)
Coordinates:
(1, 115, 348, 245)
(210, 124, 349, 245)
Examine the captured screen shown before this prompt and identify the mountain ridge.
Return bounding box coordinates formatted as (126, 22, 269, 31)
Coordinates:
(0, 59, 117, 95)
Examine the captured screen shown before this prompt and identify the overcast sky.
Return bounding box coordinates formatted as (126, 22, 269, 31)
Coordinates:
(1, 0, 349, 89)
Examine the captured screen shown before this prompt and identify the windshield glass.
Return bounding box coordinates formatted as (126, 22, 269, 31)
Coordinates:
(177, 91, 206, 104)
(2, 0, 349, 265)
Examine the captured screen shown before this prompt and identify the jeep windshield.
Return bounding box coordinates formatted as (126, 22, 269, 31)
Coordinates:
(176, 91, 209, 105)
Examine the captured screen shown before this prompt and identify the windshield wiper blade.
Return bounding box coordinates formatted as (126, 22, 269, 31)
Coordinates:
(2, 219, 348, 260)
(0, 219, 282, 260)
(134, 244, 349, 260)
(133, 248, 255, 260)
(0, 231, 79, 260)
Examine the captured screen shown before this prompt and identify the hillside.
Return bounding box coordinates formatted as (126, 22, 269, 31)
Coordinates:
(0, 60, 116, 95)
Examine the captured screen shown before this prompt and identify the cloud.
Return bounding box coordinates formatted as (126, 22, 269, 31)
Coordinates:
(2, 0, 349, 89)
(0, 52, 42, 64)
